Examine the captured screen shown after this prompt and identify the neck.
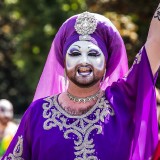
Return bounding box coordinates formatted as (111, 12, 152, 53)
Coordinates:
(67, 81, 101, 97)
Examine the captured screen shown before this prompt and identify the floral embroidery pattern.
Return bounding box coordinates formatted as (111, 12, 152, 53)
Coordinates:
(124, 51, 142, 78)
(4, 136, 24, 160)
(42, 95, 114, 160)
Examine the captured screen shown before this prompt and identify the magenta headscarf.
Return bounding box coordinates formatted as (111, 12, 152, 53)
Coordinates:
(33, 12, 128, 101)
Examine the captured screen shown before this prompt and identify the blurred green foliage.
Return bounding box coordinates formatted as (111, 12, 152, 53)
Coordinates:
(0, 0, 159, 114)
(0, 0, 87, 113)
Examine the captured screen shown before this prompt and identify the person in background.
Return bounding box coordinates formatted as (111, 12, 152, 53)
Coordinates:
(156, 88, 160, 107)
(0, 99, 18, 157)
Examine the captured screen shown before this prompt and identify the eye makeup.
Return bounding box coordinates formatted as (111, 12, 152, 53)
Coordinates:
(66, 41, 105, 71)
(88, 49, 100, 57)
(68, 48, 81, 56)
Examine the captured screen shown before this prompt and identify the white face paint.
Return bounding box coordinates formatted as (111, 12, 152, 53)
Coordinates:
(66, 41, 105, 72)
(65, 41, 106, 87)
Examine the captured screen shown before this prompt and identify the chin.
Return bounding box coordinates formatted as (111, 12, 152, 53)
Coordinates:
(70, 77, 100, 88)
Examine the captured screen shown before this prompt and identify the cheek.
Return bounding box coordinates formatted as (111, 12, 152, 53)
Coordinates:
(90, 57, 105, 70)
(65, 55, 78, 70)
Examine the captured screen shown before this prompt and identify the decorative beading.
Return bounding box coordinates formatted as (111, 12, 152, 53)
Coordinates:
(67, 90, 100, 103)
(74, 11, 97, 41)
(4, 136, 24, 160)
(42, 95, 115, 160)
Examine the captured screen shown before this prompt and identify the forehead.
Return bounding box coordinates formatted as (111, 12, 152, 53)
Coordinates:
(68, 41, 102, 51)
(0, 105, 12, 111)
(0, 101, 13, 111)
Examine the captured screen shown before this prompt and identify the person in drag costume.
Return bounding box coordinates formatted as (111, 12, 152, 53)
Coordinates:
(2, 3, 160, 160)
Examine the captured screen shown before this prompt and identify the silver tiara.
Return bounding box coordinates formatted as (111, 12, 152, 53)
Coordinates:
(74, 12, 97, 41)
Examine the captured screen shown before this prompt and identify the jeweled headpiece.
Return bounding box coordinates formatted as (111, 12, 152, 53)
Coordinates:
(74, 12, 97, 41)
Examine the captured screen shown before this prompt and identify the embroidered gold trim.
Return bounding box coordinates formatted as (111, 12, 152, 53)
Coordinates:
(124, 51, 142, 78)
(4, 135, 24, 160)
(42, 95, 114, 160)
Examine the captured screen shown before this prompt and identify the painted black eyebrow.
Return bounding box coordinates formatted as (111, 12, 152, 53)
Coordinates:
(73, 45, 81, 48)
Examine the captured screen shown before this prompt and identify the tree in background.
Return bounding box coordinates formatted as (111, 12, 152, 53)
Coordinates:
(0, 0, 159, 114)
(0, 0, 86, 114)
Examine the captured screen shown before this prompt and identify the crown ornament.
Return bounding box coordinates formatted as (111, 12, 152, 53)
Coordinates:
(74, 11, 97, 41)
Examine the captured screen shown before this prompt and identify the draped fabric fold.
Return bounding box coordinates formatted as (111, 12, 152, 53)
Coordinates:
(2, 46, 158, 160)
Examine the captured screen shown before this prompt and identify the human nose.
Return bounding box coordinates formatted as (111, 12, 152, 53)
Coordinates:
(80, 54, 90, 65)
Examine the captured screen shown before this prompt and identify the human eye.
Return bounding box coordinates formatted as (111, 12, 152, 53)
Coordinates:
(88, 49, 100, 57)
(68, 48, 81, 57)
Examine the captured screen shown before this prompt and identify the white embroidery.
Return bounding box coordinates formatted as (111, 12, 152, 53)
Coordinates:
(4, 136, 24, 160)
(42, 95, 114, 160)
(124, 52, 142, 78)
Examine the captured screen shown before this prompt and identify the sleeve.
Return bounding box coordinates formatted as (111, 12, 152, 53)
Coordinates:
(109, 46, 159, 159)
(1, 101, 36, 160)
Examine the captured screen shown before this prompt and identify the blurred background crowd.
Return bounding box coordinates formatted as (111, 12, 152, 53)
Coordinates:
(0, 0, 160, 157)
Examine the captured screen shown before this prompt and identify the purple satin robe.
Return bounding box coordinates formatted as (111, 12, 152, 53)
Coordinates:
(2, 47, 158, 160)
